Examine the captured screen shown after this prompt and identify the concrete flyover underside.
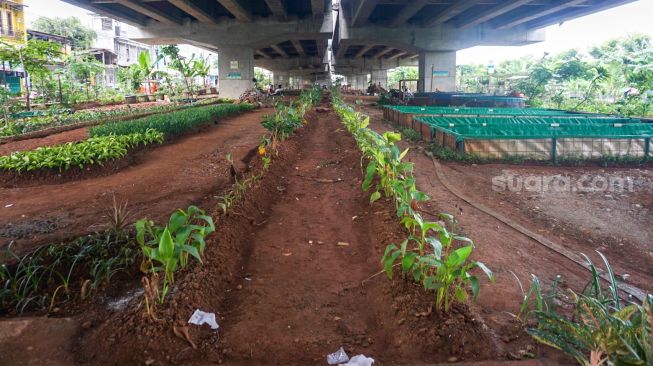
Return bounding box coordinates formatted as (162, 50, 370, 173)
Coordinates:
(63, 0, 638, 95)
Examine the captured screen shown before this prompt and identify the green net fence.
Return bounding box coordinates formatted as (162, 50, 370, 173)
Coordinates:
(423, 121, 653, 140)
(385, 105, 605, 117)
(416, 116, 644, 130)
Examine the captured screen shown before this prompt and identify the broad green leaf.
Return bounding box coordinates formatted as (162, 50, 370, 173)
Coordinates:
(370, 191, 381, 204)
(158, 227, 175, 259)
(446, 245, 473, 267)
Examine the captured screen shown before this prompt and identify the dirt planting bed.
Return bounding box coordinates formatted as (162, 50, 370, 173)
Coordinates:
(0, 109, 269, 256)
(1, 103, 553, 365)
(75, 106, 506, 365)
(0, 127, 89, 156)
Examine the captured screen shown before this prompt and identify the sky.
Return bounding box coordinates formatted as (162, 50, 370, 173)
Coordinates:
(23, 0, 653, 65)
(457, 0, 653, 65)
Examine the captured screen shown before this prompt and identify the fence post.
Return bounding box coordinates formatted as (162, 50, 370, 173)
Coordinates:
(645, 138, 651, 159)
(457, 138, 465, 153)
(551, 137, 558, 163)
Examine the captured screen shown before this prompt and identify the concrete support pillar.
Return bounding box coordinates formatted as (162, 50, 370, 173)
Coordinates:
(371, 70, 388, 90)
(273, 72, 289, 88)
(218, 47, 254, 99)
(355, 74, 368, 91)
(418, 51, 456, 93)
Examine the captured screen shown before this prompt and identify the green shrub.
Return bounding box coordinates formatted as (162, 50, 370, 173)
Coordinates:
(91, 103, 253, 138)
(525, 253, 653, 366)
(136, 205, 215, 304)
(0, 129, 163, 172)
(332, 95, 493, 313)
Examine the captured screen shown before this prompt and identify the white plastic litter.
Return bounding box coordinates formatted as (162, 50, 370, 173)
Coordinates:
(327, 347, 349, 364)
(188, 309, 219, 330)
(344, 354, 375, 366)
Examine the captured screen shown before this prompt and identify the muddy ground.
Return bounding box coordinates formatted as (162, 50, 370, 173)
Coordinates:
(0, 101, 559, 365)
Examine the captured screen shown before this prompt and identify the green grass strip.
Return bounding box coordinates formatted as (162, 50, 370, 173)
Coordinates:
(90, 103, 254, 138)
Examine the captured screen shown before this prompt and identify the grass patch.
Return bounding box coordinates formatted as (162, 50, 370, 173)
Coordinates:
(90, 103, 254, 138)
(397, 126, 421, 141)
(0, 231, 139, 314)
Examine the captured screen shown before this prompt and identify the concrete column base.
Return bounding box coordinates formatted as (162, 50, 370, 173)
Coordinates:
(371, 70, 388, 90)
(218, 47, 254, 99)
(418, 51, 456, 93)
(273, 72, 289, 88)
(356, 74, 368, 91)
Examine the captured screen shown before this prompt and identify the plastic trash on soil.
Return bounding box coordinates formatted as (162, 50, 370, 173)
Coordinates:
(327, 347, 349, 364)
(344, 354, 375, 366)
(188, 309, 219, 330)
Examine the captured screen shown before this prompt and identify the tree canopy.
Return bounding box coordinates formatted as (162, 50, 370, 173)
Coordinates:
(31, 17, 97, 50)
(456, 34, 653, 116)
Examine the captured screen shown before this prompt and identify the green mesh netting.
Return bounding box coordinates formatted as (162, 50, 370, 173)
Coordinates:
(386, 105, 604, 117)
(416, 116, 643, 126)
(426, 121, 653, 140)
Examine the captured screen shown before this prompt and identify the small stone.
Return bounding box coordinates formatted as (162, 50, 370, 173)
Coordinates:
(145, 358, 155, 365)
(236, 284, 243, 290)
(81, 320, 92, 329)
(447, 357, 458, 363)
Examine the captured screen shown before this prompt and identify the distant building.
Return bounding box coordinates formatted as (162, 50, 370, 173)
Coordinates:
(0, 0, 26, 94)
(0, 0, 26, 46)
(27, 29, 72, 56)
(85, 15, 157, 87)
(88, 15, 155, 67)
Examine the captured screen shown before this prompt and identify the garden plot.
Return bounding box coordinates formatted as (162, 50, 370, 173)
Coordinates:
(1, 98, 536, 366)
(0, 108, 266, 255)
(2, 93, 652, 365)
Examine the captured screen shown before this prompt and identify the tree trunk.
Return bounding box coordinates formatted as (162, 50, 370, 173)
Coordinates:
(25, 73, 31, 111)
(58, 75, 63, 104)
(18, 50, 30, 111)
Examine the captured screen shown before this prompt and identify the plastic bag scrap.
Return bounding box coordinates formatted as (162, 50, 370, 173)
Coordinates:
(327, 347, 349, 364)
(343, 354, 375, 366)
(188, 309, 219, 330)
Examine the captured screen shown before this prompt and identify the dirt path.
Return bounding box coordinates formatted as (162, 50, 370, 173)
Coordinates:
(218, 107, 394, 363)
(0, 127, 89, 155)
(201, 107, 499, 365)
(0, 109, 269, 255)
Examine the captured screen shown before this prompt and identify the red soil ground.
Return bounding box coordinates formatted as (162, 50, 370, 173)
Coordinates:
(0, 109, 269, 256)
(0, 127, 89, 156)
(0, 102, 555, 365)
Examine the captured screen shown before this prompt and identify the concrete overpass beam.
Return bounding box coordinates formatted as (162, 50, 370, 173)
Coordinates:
(219, 47, 255, 99)
(418, 51, 456, 93)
